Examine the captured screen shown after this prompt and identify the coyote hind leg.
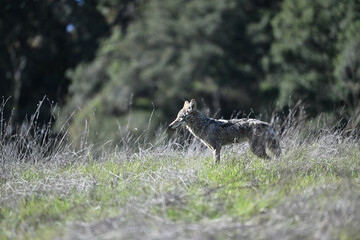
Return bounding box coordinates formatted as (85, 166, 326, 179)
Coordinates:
(268, 138, 281, 157)
(250, 139, 270, 160)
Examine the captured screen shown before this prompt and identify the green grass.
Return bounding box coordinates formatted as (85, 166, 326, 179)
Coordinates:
(1, 135, 360, 239)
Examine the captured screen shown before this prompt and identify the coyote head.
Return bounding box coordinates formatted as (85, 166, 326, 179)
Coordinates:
(169, 99, 197, 129)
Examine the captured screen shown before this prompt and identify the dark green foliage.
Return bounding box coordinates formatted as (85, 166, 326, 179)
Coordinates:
(1, 0, 360, 143)
(266, 0, 360, 116)
(0, 0, 109, 123)
(62, 0, 279, 143)
(333, 20, 360, 131)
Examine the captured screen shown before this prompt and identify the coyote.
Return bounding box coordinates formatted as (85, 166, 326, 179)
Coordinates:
(169, 99, 281, 163)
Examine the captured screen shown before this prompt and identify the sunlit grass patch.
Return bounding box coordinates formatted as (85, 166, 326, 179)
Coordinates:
(1, 106, 360, 239)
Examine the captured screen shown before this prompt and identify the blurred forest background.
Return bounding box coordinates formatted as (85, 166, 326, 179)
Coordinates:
(1, 0, 360, 144)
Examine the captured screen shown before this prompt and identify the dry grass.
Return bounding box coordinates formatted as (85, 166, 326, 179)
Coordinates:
(1, 103, 360, 239)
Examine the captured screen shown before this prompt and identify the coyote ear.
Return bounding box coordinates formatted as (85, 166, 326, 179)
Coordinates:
(183, 100, 189, 107)
(189, 99, 197, 111)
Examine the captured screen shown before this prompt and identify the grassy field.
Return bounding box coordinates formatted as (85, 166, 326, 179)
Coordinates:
(1, 115, 360, 239)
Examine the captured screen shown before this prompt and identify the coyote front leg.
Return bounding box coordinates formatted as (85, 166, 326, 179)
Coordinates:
(202, 142, 221, 163)
(212, 146, 221, 164)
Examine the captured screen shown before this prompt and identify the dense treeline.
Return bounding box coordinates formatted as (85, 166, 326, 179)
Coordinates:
(1, 0, 359, 143)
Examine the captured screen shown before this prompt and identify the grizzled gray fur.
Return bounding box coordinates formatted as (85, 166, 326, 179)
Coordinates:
(169, 99, 281, 163)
